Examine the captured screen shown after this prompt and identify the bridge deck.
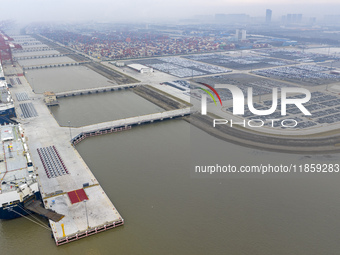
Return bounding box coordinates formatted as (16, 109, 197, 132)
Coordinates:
(55, 83, 144, 97)
(71, 107, 192, 145)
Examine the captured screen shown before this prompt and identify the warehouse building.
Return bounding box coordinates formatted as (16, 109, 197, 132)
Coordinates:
(127, 64, 153, 73)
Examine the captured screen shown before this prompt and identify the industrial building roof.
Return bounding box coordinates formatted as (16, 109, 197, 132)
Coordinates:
(127, 63, 151, 71)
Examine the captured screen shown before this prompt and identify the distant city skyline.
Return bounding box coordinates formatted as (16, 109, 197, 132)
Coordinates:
(2, 0, 340, 23)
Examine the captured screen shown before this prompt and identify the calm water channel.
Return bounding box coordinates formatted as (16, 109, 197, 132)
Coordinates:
(1, 114, 340, 254)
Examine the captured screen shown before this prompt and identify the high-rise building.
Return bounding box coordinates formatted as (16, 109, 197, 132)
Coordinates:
(266, 9, 272, 23)
(309, 17, 316, 25)
(241, 30, 246, 40)
(235, 29, 239, 40)
(235, 29, 246, 41)
(287, 14, 292, 23)
(292, 14, 298, 23)
(297, 14, 303, 23)
(283, 13, 303, 24)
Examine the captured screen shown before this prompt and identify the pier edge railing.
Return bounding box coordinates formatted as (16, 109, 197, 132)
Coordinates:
(71, 108, 192, 146)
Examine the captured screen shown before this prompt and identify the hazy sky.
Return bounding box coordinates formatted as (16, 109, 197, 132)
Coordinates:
(2, 0, 340, 23)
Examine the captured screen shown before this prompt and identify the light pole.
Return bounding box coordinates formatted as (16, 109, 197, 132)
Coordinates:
(68, 121, 72, 140)
(84, 199, 89, 229)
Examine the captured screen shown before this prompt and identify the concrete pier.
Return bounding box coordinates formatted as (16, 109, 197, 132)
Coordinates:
(71, 108, 192, 145)
(22, 61, 89, 70)
(16, 47, 52, 52)
(14, 54, 65, 60)
(55, 83, 144, 98)
(7, 71, 124, 245)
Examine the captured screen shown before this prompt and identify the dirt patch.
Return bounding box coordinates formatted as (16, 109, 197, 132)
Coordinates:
(84, 62, 138, 85)
(132, 85, 189, 111)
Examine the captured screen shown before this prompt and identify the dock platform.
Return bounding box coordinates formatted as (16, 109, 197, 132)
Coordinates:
(7, 71, 124, 245)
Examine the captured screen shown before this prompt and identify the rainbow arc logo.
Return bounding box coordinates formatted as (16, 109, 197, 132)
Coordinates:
(197, 82, 223, 106)
(198, 82, 311, 117)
